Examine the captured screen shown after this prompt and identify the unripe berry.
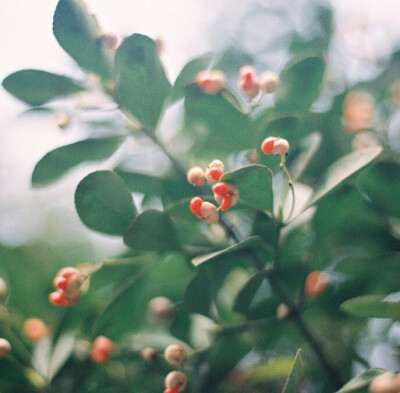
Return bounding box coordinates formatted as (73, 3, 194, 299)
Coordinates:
(164, 344, 186, 366)
(261, 137, 289, 156)
(200, 202, 219, 224)
(206, 159, 224, 182)
(190, 197, 204, 218)
(342, 90, 376, 133)
(148, 296, 175, 319)
(196, 70, 226, 95)
(55, 111, 70, 129)
(304, 271, 329, 298)
(0, 277, 7, 302)
(187, 166, 206, 186)
(141, 347, 158, 362)
(276, 303, 290, 320)
(23, 318, 48, 341)
(90, 336, 114, 364)
(259, 71, 279, 93)
(238, 65, 260, 99)
(0, 338, 11, 358)
(165, 371, 188, 392)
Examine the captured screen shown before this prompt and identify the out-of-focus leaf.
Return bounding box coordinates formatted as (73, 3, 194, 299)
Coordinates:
(233, 270, 269, 314)
(246, 356, 297, 382)
(341, 295, 400, 320)
(0, 357, 42, 392)
(184, 268, 213, 317)
(357, 161, 400, 218)
(221, 165, 274, 212)
(53, 0, 113, 80)
(32, 136, 125, 187)
(275, 56, 325, 114)
(2, 70, 84, 106)
(184, 85, 251, 158)
(47, 332, 76, 381)
(282, 349, 303, 393)
(75, 170, 137, 235)
(123, 210, 180, 252)
(115, 34, 171, 128)
(306, 147, 382, 208)
(170, 54, 211, 103)
(335, 368, 388, 393)
(192, 236, 271, 267)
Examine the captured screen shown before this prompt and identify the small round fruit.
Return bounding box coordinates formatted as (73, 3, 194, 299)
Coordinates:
(259, 71, 279, 93)
(23, 318, 48, 341)
(200, 202, 219, 224)
(141, 347, 158, 362)
(165, 371, 188, 392)
(164, 344, 186, 366)
(304, 271, 329, 298)
(190, 197, 203, 218)
(148, 296, 175, 319)
(186, 166, 206, 186)
(0, 338, 11, 358)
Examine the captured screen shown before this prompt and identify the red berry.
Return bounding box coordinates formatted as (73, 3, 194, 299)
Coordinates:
(212, 182, 228, 197)
(164, 388, 180, 393)
(54, 276, 68, 290)
(190, 197, 203, 218)
(209, 167, 223, 181)
(261, 137, 276, 154)
(49, 292, 69, 306)
(220, 195, 232, 211)
(304, 271, 329, 298)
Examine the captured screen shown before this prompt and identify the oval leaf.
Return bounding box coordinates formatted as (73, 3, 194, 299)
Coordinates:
(306, 147, 382, 208)
(170, 53, 211, 103)
(336, 368, 388, 393)
(32, 136, 125, 187)
(282, 349, 303, 393)
(75, 170, 136, 235)
(275, 56, 325, 114)
(115, 34, 171, 129)
(221, 165, 274, 212)
(184, 268, 213, 317)
(123, 210, 180, 252)
(53, 0, 114, 80)
(2, 70, 84, 106)
(341, 295, 400, 321)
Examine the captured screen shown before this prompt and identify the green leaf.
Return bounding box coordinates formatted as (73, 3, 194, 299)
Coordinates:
(115, 34, 171, 129)
(75, 170, 136, 235)
(220, 165, 274, 212)
(306, 147, 382, 208)
(282, 349, 303, 393)
(123, 210, 180, 252)
(53, 0, 113, 80)
(170, 54, 211, 103)
(357, 161, 400, 218)
(32, 136, 125, 187)
(0, 357, 42, 391)
(184, 268, 213, 317)
(336, 368, 388, 393)
(2, 70, 84, 106)
(275, 56, 325, 114)
(233, 270, 269, 314)
(47, 332, 76, 381)
(246, 356, 297, 382)
(341, 295, 400, 320)
(192, 236, 271, 267)
(184, 85, 252, 158)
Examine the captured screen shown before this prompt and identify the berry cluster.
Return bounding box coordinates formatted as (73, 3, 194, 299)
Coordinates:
(49, 267, 84, 307)
(163, 344, 188, 393)
(90, 336, 114, 364)
(187, 160, 239, 224)
(195, 66, 279, 101)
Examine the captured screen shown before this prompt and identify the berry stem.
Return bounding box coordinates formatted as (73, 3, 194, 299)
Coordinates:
(279, 157, 296, 222)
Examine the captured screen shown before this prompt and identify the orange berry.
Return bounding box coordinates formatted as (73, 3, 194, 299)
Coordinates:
(23, 318, 48, 341)
(190, 197, 203, 218)
(212, 182, 229, 197)
(90, 336, 114, 364)
(305, 271, 329, 298)
(220, 195, 232, 211)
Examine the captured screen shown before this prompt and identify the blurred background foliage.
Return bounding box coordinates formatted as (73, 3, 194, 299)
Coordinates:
(1, 0, 400, 392)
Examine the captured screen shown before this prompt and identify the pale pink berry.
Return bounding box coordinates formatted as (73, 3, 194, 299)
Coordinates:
(369, 372, 397, 393)
(196, 70, 226, 95)
(276, 303, 290, 320)
(342, 90, 376, 133)
(238, 66, 260, 98)
(49, 267, 84, 307)
(23, 318, 48, 341)
(261, 137, 289, 156)
(0, 277, 7, 302)
(55, 111, 70, 129)
(99, 32, 119, 51)
(259, 71, 279, 93)
(148, 296, 175, 319)
(90, 336, 114, 364)
(164, 344, 186, 366)
(141, 347, 158, 362)
(200, 202, 219, 224)
(165, 371, 188, 392)
(0, 338, 11, 358)
(187, 166, 206, 186)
